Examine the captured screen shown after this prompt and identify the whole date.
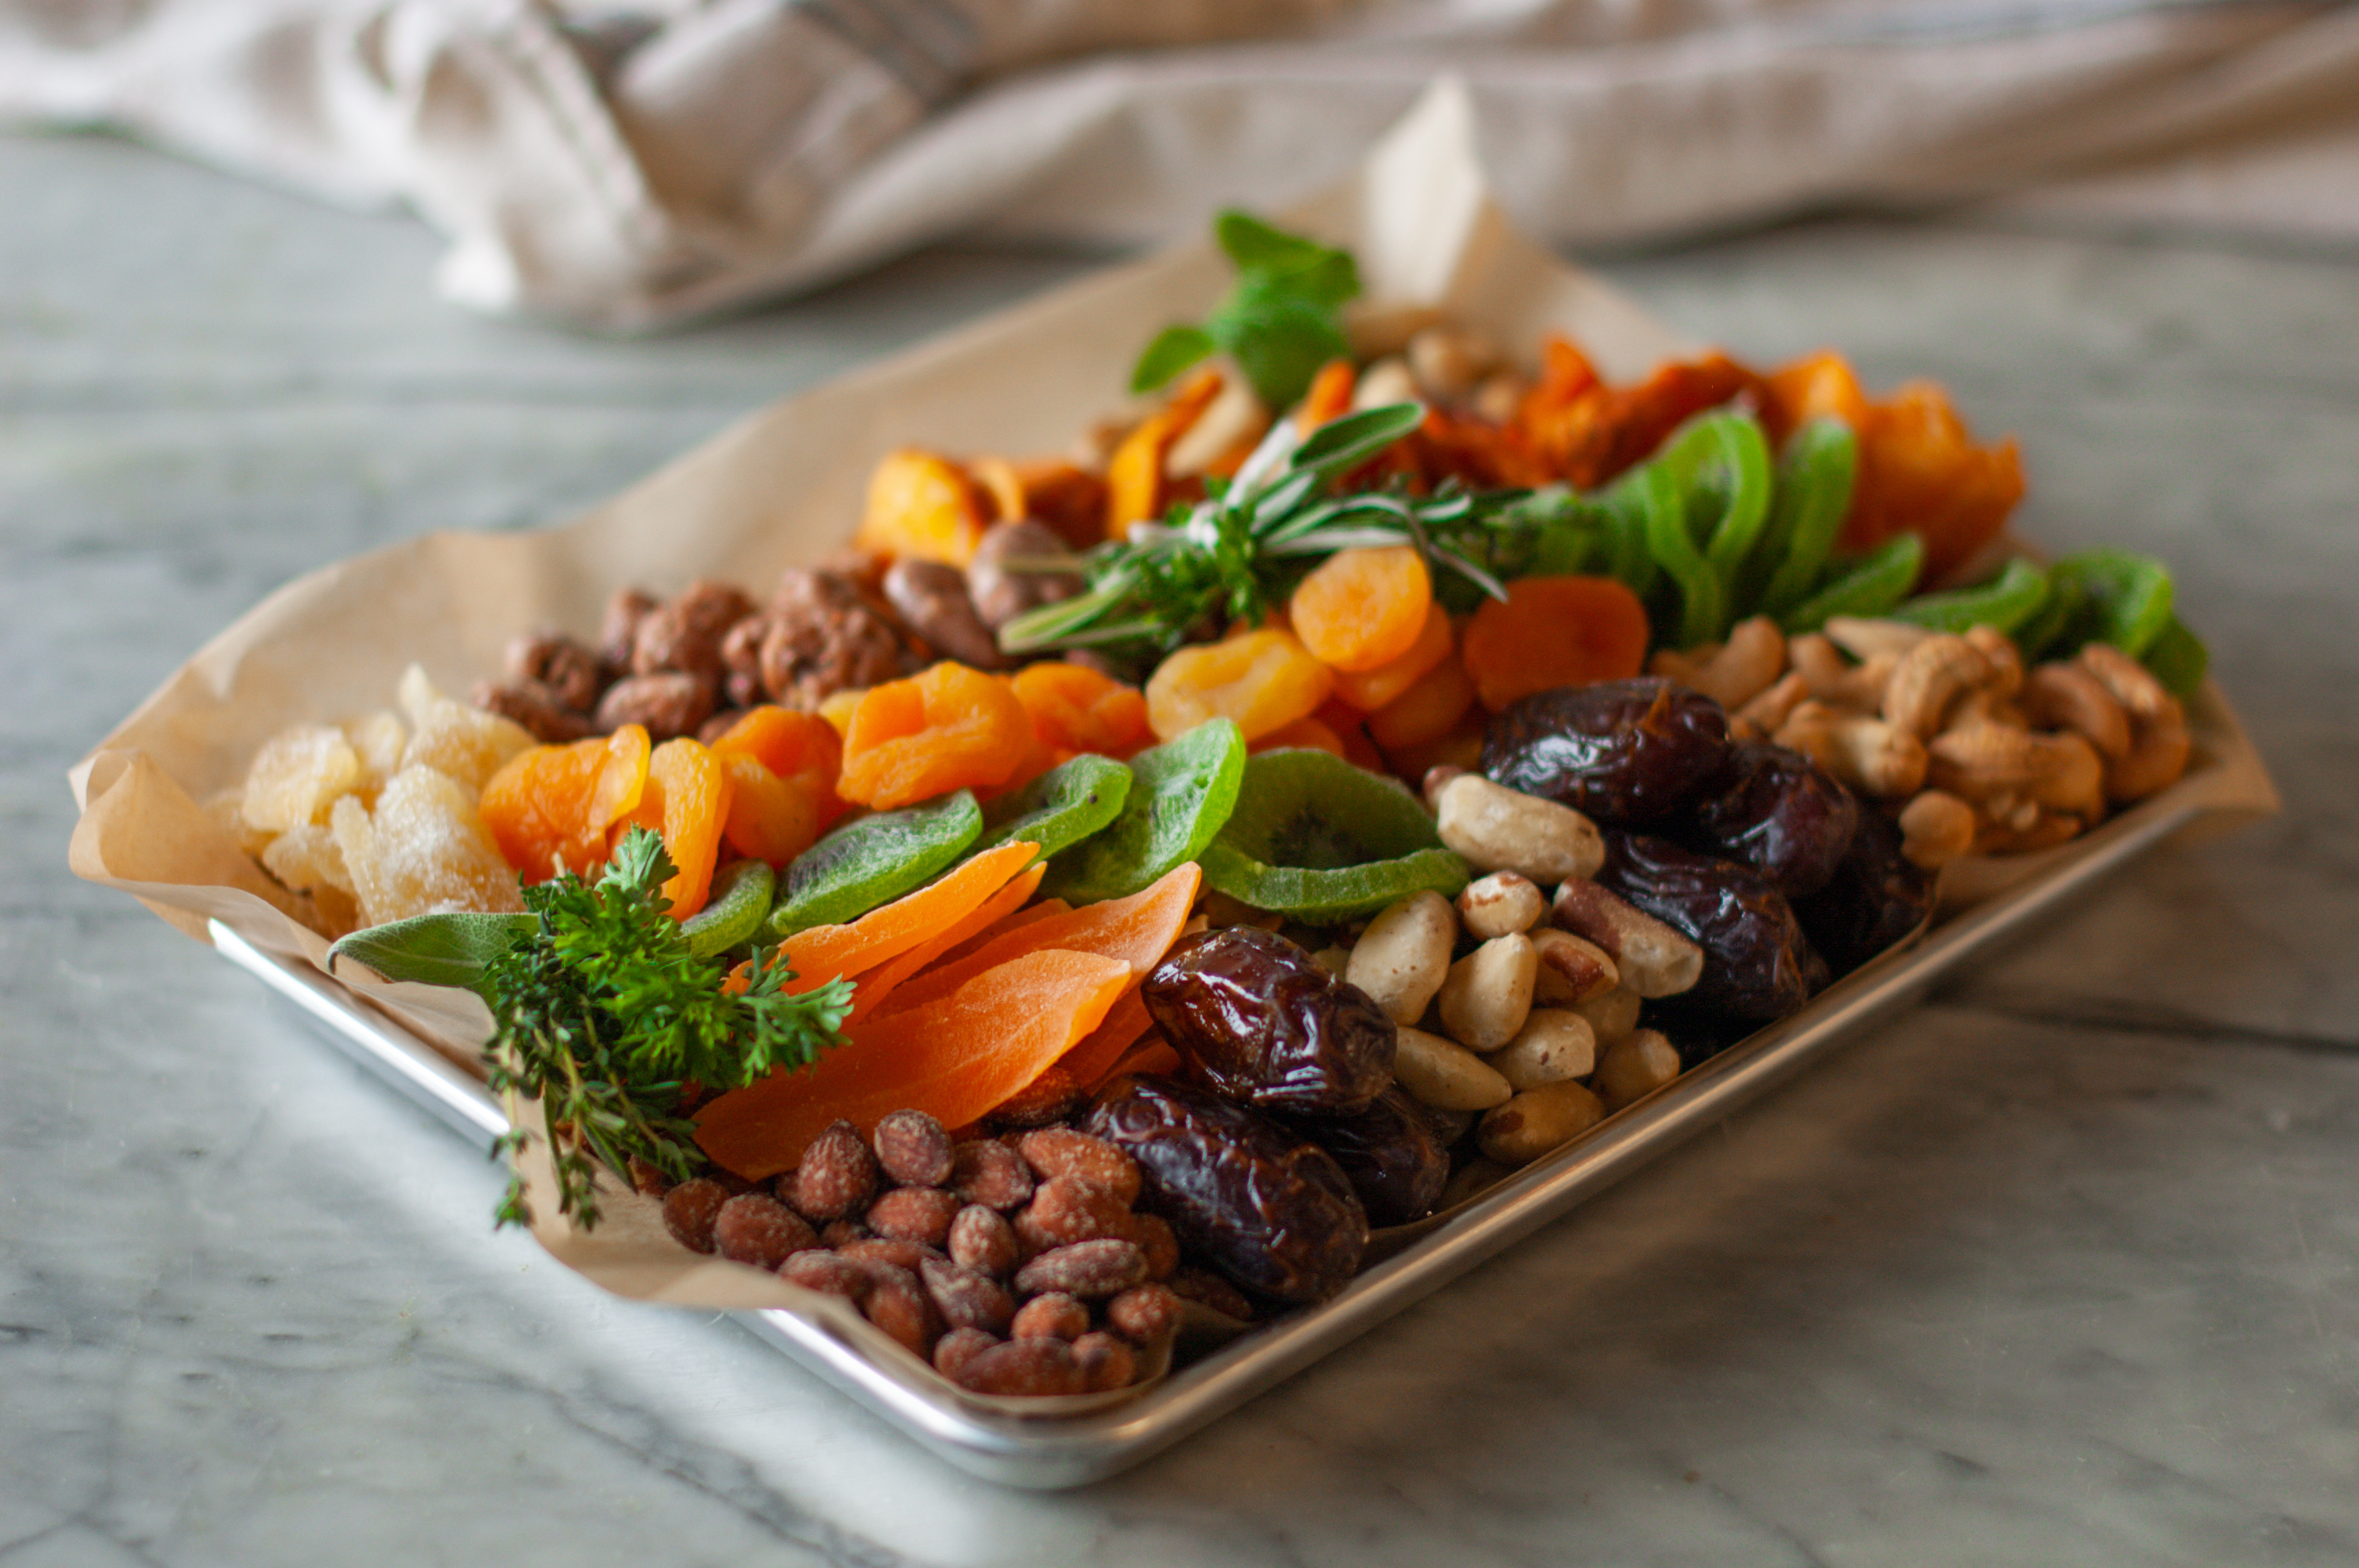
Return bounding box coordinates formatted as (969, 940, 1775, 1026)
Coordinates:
(1143, 927, 1395, 1116)
(1481, 678, 1732, 826)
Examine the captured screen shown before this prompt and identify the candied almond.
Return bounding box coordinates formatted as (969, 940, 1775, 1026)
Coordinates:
(1072, 1332, 1137, 1393)
(1128, 1212, 1180, 1282)
(1105, 1283, 1180, 1347)
(865, 1185, 962, 1249)
(713, 1193, 818, 1270)
(947, 1204, 1019, 1276)
(950, 1139, 1033, 1211)
(1015, 1240, 1147, 1301)
(933, 1327, 1000, 1382)
(1014, 1178, 1136, 1254)
(860, 1264, 941, 1358)
(952, 1337, 1087, 1398)
(1016, 1129, 1140, 1204)
(780, 1250, 871, 1304)
(921, 1258, 1016, 1334)
(661, 1179, 729, 1254)
(1009, 1293, 1091, 1342)
(794, 1122, 878, 1221)
(873, 1109, 955, 1188)
(837, 1237, 940, 1273)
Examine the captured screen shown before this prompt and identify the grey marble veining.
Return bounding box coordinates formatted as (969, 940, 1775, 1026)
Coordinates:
(5, 132, 2356, 1566)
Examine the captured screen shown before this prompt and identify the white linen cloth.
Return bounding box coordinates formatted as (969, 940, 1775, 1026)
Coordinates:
(5, 0, 2354, 328)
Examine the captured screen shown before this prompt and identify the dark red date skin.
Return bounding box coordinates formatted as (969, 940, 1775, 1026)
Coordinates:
(1481, 678, 1732, 826)
(1598, 833, 1827, 1020)
(1143, 927, 1395, 1116)
(1792, 810, 1936, 976)
(1281, 1088, 1450, 1229)
(1085, 1074, 1368, 1306)
(1684, 741, 1860, 899)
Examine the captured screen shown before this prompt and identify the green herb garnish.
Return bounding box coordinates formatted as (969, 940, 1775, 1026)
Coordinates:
(1131, 212, 1361, 409)
(999, 403, 1552, 662)
(478, 826, 852, 1230)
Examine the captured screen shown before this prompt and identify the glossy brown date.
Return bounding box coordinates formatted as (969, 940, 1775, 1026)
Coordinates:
(1481, 678, 1732, 826)
(1792, 809, 1936, 976)
(1598, 833, 1827, 1020)
(1143, 927, 1395, 1116)
(1281, 1088, 1451, 1229)
(1685, 741, 1861, 899)
(1085, 1075, 1369, 1305)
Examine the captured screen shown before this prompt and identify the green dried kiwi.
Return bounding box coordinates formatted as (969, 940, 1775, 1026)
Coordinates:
(682, 858, 775, 959)
(765, 789, 983, 936)
(1779, 532, 1926, 633)
(1042, 720, 1245, 905)
(1890, 557, 2052, 637)
(1200, 748, 1470, 923)
(972, 753, 1132, 862)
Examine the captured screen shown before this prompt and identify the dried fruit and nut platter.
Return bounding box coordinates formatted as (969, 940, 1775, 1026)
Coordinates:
(76, 158, 2274, 1486)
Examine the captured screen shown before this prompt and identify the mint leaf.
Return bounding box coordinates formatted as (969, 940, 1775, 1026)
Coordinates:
(1131, 323, 1217, 394)
(1216, 211, 1348, 281)
(1208, 286, 1351, 409)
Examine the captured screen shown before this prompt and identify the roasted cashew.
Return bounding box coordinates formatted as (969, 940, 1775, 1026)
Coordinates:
(2020, 663, 2131, 761)
(1927, 721, 2105, 821)
(1775, 702, 1928, 798)
(1790, 634, 1899, 712)
(1897, 790, 1977, 869)
(1882, 633, 1990, 739)
(1686, 616, 1787, 710)
(2076, 644, 2192, 802)
(1823, 616, 1932, 662)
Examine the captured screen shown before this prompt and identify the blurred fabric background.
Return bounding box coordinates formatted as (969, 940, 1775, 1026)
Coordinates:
(4, 0, 2353, 327)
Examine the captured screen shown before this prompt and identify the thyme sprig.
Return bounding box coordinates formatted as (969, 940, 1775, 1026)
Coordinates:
(998, 403, 1558, 663)
(482, 827, 853, 1230)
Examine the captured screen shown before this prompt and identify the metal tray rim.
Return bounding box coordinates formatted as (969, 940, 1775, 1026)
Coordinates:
(209, 773, 2215, 1488)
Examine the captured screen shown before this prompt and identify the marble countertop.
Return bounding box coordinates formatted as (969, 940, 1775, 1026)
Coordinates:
(7, 130, 2355, 1566)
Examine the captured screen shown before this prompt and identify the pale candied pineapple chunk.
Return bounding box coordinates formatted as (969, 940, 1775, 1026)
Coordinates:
(342, 710, 409, 797)
(396, 664, 533, 794)
(241, 724, 365, 833)
(332, 764, 523, 926)
(260, 822, 354, 895)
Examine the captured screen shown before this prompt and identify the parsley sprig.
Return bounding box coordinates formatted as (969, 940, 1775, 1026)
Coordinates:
(482, 827, 852, 1229)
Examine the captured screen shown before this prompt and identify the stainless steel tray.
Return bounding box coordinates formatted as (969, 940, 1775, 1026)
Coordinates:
(208, 774, 2224, 1489)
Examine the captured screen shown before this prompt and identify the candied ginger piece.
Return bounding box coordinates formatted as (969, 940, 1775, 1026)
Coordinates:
(242, 724, 365, 833)
(343, 710, 409, 796)
(332, 764, 522, 926)
(395, 665, 534, 795)
(261, 822, 354, 895)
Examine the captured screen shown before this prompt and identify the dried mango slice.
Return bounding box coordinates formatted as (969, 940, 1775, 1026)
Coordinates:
(1199, 747, 1468, 921)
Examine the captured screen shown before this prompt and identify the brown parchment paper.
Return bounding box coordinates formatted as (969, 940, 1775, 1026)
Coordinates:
(66, 81, 2281, 1381)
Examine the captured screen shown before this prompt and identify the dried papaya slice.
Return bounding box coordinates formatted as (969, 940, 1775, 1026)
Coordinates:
(693, 949, 1133, 1177)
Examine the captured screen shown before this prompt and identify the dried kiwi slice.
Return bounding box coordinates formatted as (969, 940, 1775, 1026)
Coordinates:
(972, 753, 1132, 862)
(1200, 748, 1470, 922)
(1042, 720, 1245, 905)
(682, 858, 775, 958)
(766, 789, 983, 936)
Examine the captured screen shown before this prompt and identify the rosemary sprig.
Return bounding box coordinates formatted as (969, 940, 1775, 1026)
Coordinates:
(998, 403, 1561, 662)
(482, 827, 853, 1230)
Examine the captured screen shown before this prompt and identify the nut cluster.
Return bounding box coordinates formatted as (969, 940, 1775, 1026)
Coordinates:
(1337, 771, 1705, 1171)
(654, 1111, 1181, 1398)
(471, 538, 1085, 747)
(1652, 613, 2193, 866)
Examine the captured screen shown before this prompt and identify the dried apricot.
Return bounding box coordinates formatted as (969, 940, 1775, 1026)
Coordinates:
(855, 449, 992, 566)
(709, 706, 845, 829)
(480, 724, 651, 882)
(838, 661, 1034, 810)
(1460, 575, 1649, 711)
(1143, 628, 1333, 743)
(1329, 601, 1452, 713)
(1106, 367, 1223, 543)
(1364, 649, 1476, 750)
(614, 738, 733, 918)
(1248, 715, 1344, 757)
(716, 753, 823, 866)
(1289, 545, 1432, 672)
(1011, 661, 1154, 760)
